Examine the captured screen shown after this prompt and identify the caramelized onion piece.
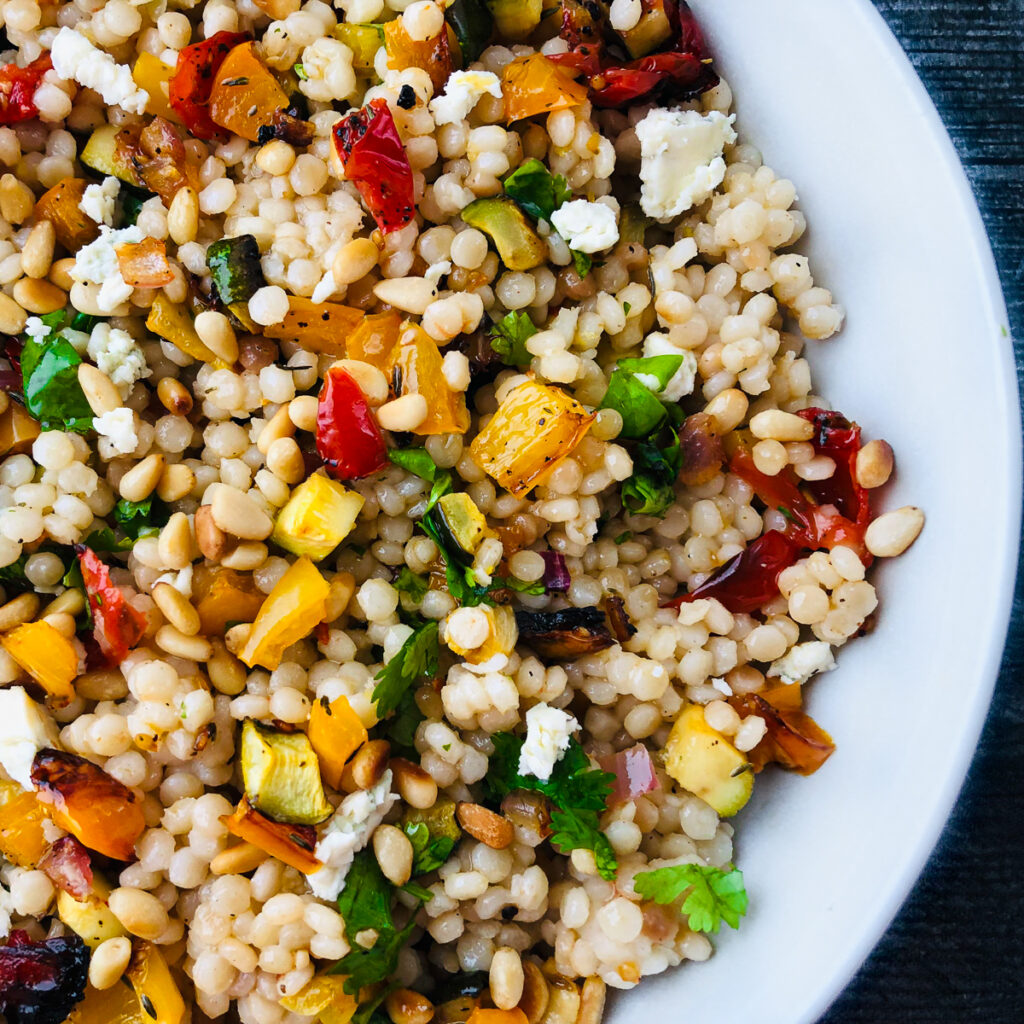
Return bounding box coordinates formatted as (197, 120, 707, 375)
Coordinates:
(677, 413, 725, 487)
(514, 607, 614, 660)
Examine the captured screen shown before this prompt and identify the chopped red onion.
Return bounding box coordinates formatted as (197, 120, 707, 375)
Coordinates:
(600, 743, 661, 805)
(541, 551, 570, 592)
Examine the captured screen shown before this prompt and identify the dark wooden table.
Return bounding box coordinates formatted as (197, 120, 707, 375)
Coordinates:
(823, 2, 1024, 1020)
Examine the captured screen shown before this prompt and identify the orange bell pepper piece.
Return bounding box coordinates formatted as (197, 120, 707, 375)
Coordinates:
(195, 568, 266, 636)
(502, 53, 588, 123)
(262, 296, 365, 355)
(346, 310, 403, 371)
(208, 41, 289, 142)
(308, 694, 368, 790)
(222, 798, 323, 874)
(2, 620, 78, 706)
(389, 321, 470, 436)
(0, 778, 49, 868)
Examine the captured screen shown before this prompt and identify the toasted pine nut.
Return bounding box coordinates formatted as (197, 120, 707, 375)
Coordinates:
(157, 511, 193, 570)
(385, 989, 434, 1024)
(78, 363, 122, 416)
(333, 237, 379, 286)
(0, 592, 39, 632)
(157, 377, 194, 416)
(749, 409, 814, 442)
(578, 977, 607, 1024)
(288, 394, 319, 432)
(490, 947, 525, 1010)
(88, 936, 132, 990)
(208, 638, 247, 695)
(210, 484, 273, 540)
(210, 841, 269, 876)
(194, 504, 231, 560)
(220, 541, 268, 570)
(108, 887, 169, 941)
(256, 405, 295, 455)
(457, 802, 514, 849)
(331, 359, 389, 406)
(266, 437, 304, 484)
(75, 668, 128, 701)
(373, 276, 437, 314)
(224, 622, 251, 655)
(518, 961, 550, 1024)
(48, 257, 75, 292)
(372, 823, 413, 886)
(195, 309, 239, 364)
(41, 611, 76, 638)
(157, 462, 196, 503)
(12, 277, 65, 314)
(21, 220, 55, 279)
(44, 589, 86, 620)
(119, 454, 166, 503)
(0, 174, 33, 223)
(0, 292, 26, 335)
(152, 582, 201, 636)
(377, 393, 428, 432)
(167, 185, 199, 245)
(156, 624, 212, 661)
(390, 756, 437, 809)
(341, 739, 391, 792)
(856, 439, 894, 489)
(864, 506, 925, 558)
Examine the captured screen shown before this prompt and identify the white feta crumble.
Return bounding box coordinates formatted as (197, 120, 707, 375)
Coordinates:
(768, 641, 837, 687)
(634, 332, 698, 402)
(80, 176, 120, 227)
(0, 686, 60, 790)
(87, 321, 151, 396)
(635, 108, 737, 220)
(50, 27, 149, 115)
(710, 676, 733, 697)
(518, 703, 578, 782)
(429, 70, 502, 126)
(0, 882, 12, 939)
(306, 770, 398, 901)
(71, 224, 144, 314)
(23, 316, 50, 340)
(425, 260, 452, 286)
(155, 566, 194, 597)
(93, 407, 139, 455)
(550, 199, 619, 254)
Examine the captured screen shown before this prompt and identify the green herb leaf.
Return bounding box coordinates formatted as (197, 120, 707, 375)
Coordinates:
(293, 63, 309, 79)
(489, 310, 537, 367)
(549, 808, 618, 881)
(82, 527, 135, 553)
(571, 249, 593, 278)
(598, 367, 670, 439)
(372, 619, 439, 718)
(617, 355, 685, 392)
(381, 687, 424, 759)
(503, 158, 571, 224)
(634, 864, 748, 934)
(403, 821, 456, 875)
(613, 531, 632, 545)
(337, 851, 395, 935)
(113, 496, 170, 541)
(393, 567, 429, 603)
(620, 430, 683, 518)
(387, 448, 453, 514)
(20, 333, 94, 434)
(400, 881, 434, 902)
(331, 915, 418, 993)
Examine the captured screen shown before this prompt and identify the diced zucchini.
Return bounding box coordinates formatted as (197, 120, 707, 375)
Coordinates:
(403, 797, 461, 845)
(334, 23, 385, 74)
(428, 491, 494, 565)
(146, 293, 222, 365)
(272, 473, 365, 562)
(619, 203, 652, 246)
(484, 0, 542, 39)
(618, 0, 673, 58)
(663, 704, 753, 817)
(80, 125, 140, 186)
(446, 0, 494, 64)
(207, 235, 267, 307)
(460, 197, 546, 271)
(240, 719, 333, 825)
(57, 877, 126, 949)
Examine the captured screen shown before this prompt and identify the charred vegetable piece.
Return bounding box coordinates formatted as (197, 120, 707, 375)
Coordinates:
(389, 322, 472, 436)
(308, 694, 367, 790)
(501, 53, 588, 124)
(39, 835, 93, 900)
(0, 778, 49, 869)
(79, 125, 141, 186)
(240, 719, 333, 825)
(514, 606, 614, 660)
(273, 472, 365, 561)
(332, 98, 415, 234)
(384, 19, 454, 94)
(280, 974, 358, 1023)
(663, 704, 753, 817)
(346, 309, 402, 370)
(796, 407, 870, 526)
(256, 108, 315, 147)
(618, 0, 673, 57)
(56, 874, 127, 949)
(34, 178, 99, 251)
(76, 546, 148, 665)
(0, 54, 52, 125)
(209, 41, 290, 141)
(145, 293, 223, 366)
(484, 0, 540, 38)
(603, 594, 636, 644)
(730, 693, 835, 776)
(403, 797, 462, 847)
(31, 749, 146, 861)
(206, 235, 267, 322)
(334, 23, 385, 74)
(115, 237, 174, 288)
(195, 567, 266, 635)
(222, 797, 323, 873)
(168, 30, 250, 140)
(0, 402, 41, 457)
(445, 0, 493, 64)
(460, 197, 546, 271)
(126, 942, 186, 1024)
(238, 555, 330, 670)
(428, 491, 494, 564)
(132, 52, 179, 122)
(676, 412, 725, 487)
(262, 297, 363, 353)
(1, 620, 78, 705)
(315, 367, 388, 481)
(469, 380, 594, 497)
(0, 930, 89, 1024)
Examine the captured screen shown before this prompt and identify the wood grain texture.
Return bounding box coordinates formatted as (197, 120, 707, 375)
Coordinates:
(823, 2, 1024, 1021)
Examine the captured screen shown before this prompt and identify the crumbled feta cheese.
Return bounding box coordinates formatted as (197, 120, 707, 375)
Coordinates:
(50, 27, 149, 114)
(80, 176, 120, 227)
(93, 407, 139, 455)
(0, 686, 60, 790)
(635, 108, 737, 220)
(23, 316, 50, 340)
(768, 641, 837, 687)
(634, 332, 698, 402)
(518, 703, 578, 781)
(550, 200, 619, 254)
(710, 676, 733, 697)
(87, 322, 151, 397)
(425, 260, 452, 286)
(429, 70, 503, 126)
(71, 224, 144, 314)
(0, 882, 12, 938)
(155, 566, 194, 597)
(306, 770, 398, 901)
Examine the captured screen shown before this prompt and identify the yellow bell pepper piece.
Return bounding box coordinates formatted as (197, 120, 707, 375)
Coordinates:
(308, 694, 368, 790)
(334, 24, 384, 75)
(132, 53, 179, 123)
(389, 322, 470, 436)
(238, 556, 330, 670)
(0, 778, 49, 868)
(281, 974, 358, 1024)
(272, 473, 365, 562)
(468, 380, 595, 497)
(146, 293, 224, 366)
(67, 979, 146, 1024)
(262, 297, 364, 354)
(126, 943, 186, 1024)
(1, 620, 78, 705)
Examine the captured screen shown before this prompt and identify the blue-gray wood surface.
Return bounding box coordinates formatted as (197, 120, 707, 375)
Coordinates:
(823, 2, 1024, 1020)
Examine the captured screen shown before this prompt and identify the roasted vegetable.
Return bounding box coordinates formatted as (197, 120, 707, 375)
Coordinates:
(501, 53, 588, 123)
(389, 322, 471, 435)
(169, 30, 250, 140)
(117, 117, 199, 205)
(334, 23, 384, 75)
(445, 0, 494, 65)
(76, 547, 149, 665)
(222, 797, 323, 873)
(484, 0, 541, 38)
(663, 704, 753, 817)
(114, 237, 174, 288)
(31, 749, 146, 861)
(209, 41, 290, 141)
(0, 778, 49, 869)
(346, 309, 402, 370)
(132, 52, 179, 122)
(403, 796, 461, 846)
(146, 292, 223, 365)
(729, 693, 835, 776)
(1, 620, 78, 705)
(238, 555, 330, 670)
(206, 235, 267, 328)
(273, 473, 365, 561)
(195, 568, 266, 635)
(469, 380, 594, 496)
(308, 694, 368, 790)
(34, 178, 100, 250)
(79, 124, 141, 186)
(467, 1010, 529, 1024)
(0, 402, 41, 457)
(279, 973, 358, 1024)
(66, 977, 146, 1024)
(0, 54, 52, 125)
(126, 942, 186, 1024)
(514, 607, 614, 660)
(240, 719, 333, 825)
(57, 876, 127, 949)
(262, 296, 363, 353)
(428, 491, 494, 564)
(460, 197, 546, 271)
(39, 835, 93, 899)
(618, 0, 673, 57)
(0, 930, 89, 1024)
(384, 18, 454, 93)
(316, 367, 389, 481)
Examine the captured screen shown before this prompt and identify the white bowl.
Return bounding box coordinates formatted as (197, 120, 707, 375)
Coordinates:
(612, 2, 1020, 1021)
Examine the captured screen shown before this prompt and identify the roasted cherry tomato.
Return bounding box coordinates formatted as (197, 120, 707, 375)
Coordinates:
(75, 546, 148, 664)
(316, 367, 388, 480)
(168, 30, 249, 140)
(0, 54, 52, 125)
(332, 98, 415, 234)
(797, 407, 870, 526)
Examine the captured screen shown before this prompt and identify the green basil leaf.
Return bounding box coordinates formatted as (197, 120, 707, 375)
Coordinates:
(20, 335, 94, 434)
(503, 158, 571, 223)
(489, 311, 537, 366)
(617, 355, 686, 392)
(598, 367, 669, 439)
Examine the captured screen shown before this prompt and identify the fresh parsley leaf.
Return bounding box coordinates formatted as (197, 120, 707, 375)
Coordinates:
(489, 310, 537, 366)
(293, 62, 309, 79)
(394, 566, 429, 603)
(620, 431, 683, 518)
(617, 355, 685, 392)
(495, 575, 545, 596)
(20, 333, 93, 434)
(549, 808, 618, 881)
(331, 915, 418, 993)
(114, 496, 170, 540)
(349, 986, 394, 1024)
(598, 366, 669, 439)
(613, 531, 632, 545)
(372, 620, 439, 718)
(571, 249, 593, 278)
(503, 158, 570, 223)
(400, 880, 434, 902)
(633, 864, 748, 934)
(82, 527, 135, 553)
(388, 447, 441, 482)
(622, 301, 632, 315)
(403, 821, 456, 875)
(337, 851, 395, 935)
(381, 687, 424, 759)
